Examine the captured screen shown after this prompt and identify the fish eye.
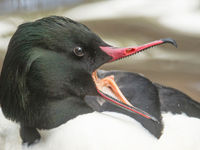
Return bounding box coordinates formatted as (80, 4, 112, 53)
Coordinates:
(73, 47, 84, 57)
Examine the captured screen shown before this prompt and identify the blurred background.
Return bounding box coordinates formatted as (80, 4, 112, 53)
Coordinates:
(0, 0, 199, 101)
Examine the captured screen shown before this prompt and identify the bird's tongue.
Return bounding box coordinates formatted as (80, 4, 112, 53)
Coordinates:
(92, 71, 132, 106)
(93, 38, 177, 122)
(92, 71, 158, 122)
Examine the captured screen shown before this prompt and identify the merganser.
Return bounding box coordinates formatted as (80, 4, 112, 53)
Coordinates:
(0, 16, 199, 150)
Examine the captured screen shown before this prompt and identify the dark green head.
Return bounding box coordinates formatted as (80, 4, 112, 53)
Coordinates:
(7, 16, 111, 73)
(0, 16, 112, 124)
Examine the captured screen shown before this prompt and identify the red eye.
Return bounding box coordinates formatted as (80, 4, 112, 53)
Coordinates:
(73, 47, 84, 57)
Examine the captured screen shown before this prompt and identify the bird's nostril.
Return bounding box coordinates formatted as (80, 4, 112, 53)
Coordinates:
(125, 48, 135, 55)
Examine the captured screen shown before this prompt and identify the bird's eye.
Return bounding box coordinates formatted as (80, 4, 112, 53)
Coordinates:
(73, 47, 84, 57)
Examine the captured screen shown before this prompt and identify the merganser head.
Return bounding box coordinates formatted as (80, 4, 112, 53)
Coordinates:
(0, 16, 177, 145)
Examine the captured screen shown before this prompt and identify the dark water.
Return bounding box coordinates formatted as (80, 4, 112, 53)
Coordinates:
(0, 0, 83, 15)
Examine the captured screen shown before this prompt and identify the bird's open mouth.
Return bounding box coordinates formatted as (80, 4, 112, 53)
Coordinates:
(92, 38, 177, 122)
